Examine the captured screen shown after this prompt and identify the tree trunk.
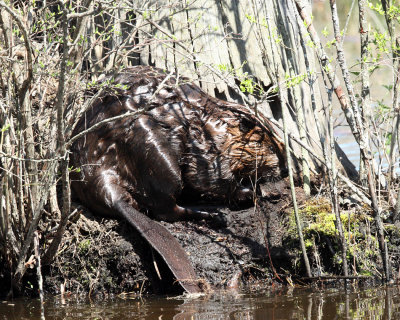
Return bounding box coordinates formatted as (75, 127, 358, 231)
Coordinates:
(136, 0, 357, 179)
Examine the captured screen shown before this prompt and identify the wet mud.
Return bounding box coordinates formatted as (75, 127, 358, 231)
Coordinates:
(42, 179, 298, 296)
(11, 178, 397, 297)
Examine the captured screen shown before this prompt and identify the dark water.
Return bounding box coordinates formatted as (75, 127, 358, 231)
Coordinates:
(2, 286, 400, 320)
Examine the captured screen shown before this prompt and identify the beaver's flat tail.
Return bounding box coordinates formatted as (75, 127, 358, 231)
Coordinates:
(113, 200, 203, 294)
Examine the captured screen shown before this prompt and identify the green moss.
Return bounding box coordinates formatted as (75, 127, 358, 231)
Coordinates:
(285, 197, 380, 276)
(78, 239, 91, 253)
(296, 198, 372, 240)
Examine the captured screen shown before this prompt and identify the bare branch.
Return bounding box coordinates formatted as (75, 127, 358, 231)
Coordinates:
(67, 5, 99, 19)
(0, 1, 33, 101)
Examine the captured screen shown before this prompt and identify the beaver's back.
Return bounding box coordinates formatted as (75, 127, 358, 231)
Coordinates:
(70, 66, 287, 217)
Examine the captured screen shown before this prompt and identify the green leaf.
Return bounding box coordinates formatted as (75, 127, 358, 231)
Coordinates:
(1, 123, 10, 132)
(382, 84, 393, 92)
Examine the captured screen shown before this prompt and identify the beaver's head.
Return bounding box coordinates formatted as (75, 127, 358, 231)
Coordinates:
(224, 115, 288, 181)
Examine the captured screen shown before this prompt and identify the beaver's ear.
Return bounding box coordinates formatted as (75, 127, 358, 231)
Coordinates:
(239, 117, 256, 133)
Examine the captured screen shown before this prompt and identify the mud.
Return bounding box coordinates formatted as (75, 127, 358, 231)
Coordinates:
(28, 178, 400, 297)
(40, 179, 297, 296)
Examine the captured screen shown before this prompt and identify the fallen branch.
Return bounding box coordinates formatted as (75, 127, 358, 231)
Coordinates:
(301, 275, 372, 280)
(268, 117, 371, 206)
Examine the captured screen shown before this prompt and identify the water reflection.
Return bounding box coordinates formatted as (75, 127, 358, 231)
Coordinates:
(1, 286, 400, 319)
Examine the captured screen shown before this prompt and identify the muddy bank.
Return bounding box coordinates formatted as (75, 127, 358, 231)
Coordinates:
(11, 179, 400, 297)
(40, 180, 294, 296)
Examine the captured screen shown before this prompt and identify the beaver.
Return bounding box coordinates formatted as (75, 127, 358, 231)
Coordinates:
(69, 66, 287, 293)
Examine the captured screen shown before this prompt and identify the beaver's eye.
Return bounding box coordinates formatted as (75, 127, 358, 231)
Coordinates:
(239, 117, 255, 133)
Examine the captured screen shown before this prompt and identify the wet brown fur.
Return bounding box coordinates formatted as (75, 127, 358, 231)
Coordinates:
(70, 65, 287, 222)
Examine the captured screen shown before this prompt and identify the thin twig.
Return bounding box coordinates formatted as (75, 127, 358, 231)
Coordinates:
(301, 275, 371, 280)
(269, 117, 372, 206)
(358, 0, 371, 186)
(34, 231, 45, 320)
(295, 0, 390, 281)
(331, 0, 390, 281)
(281, 89, 311, 277)
(0, 151, 62, 162)
(263, 7, 311, 275)
(0, 1, 33, 101)
(67, 5, 100, 19)
(67, 108, 146, 148)
(42, 1, 71, 266)
(388, 37, 400, 195)
(328, 87, 348, 276)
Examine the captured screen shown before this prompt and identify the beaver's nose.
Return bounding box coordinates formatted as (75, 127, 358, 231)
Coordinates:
(280, 168, 289, 178)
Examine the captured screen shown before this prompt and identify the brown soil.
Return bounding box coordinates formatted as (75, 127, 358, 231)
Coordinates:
(41, 179, 301, 297)
(26, 178, 399, 297)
